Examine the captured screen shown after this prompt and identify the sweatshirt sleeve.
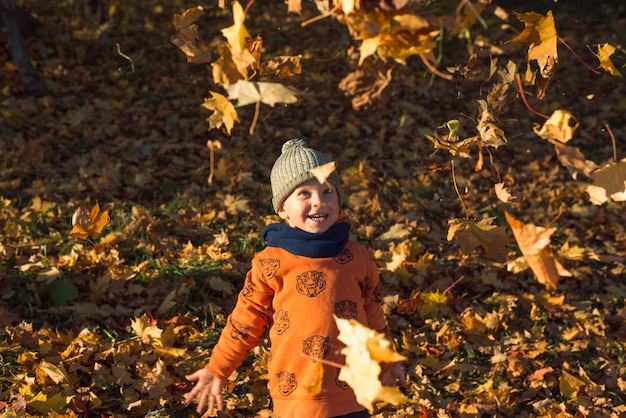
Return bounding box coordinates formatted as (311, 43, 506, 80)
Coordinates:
(205, 260, 275, 380)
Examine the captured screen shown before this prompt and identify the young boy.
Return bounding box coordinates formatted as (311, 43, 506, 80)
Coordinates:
(185, 139, 404, 417)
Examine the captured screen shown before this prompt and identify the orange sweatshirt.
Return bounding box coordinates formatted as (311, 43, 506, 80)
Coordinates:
(205, 214, 387, 417)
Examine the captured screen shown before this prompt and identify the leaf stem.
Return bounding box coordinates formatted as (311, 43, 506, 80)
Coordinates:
(249, 100, 260, 135)
(443, 275, 465, 295)
(301, 1, 342, 27)
(420, 53, 453, 81)
(515, 73, 549, 119)
(605, 123, 618, 162)
(451, 160, 469, 219)
(557, 35, 601, 75)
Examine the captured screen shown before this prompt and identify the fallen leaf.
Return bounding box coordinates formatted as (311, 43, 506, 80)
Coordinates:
(335, 316, 408, 412)
(585, 158, 626, 205)
(70, 202, 110, 241)
(130, 314, 163, 346)
(221, 1, 251, 53)
(309, 161, 336, 185)
(506, 11, 558, 79)
(202, 91, 239, 135)
(495, 182, 514, 203)
(259, 55, 303, 79)
(504, 211, 571, 290)
(533, 110, 579, 144)
(225, 80, 298, 107)
(596, 43, 622, 76)
(171, 6, 212, 64)
(447, 217, 508, 262)
(553, 143, 598, 180)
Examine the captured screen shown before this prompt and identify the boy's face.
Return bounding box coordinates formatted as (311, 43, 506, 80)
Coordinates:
(278, 179, 340, 234)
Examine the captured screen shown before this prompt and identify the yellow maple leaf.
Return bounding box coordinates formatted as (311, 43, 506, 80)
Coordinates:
(596, 43, 622, 77)
(506, 11, 558, 79)
(447, 217, 508, 262)
(70, 201, 109, 241)
(420, 290, 448, 317)
(221, 1, 251, 53)
(504, 211, 571, 290)
(130, 314, 163, 346)
(202, 91, 239, 135)
(335, 316, 408, 412)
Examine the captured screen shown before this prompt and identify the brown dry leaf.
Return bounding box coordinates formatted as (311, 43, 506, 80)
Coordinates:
(223, 194, 250, 215)
(335, 316, 408, 412)
(533, 110, 579, 144)
(476, 99, 507, 149)
(202, 91, 239, 135)
(504, 211, 571, 290)
(596, 43, 622, 76)
(554, 143, 598, 180)
(259, 55, 303, 79)
(338, 68, 393, 111)
(425, 133, 474, 159)
(447, 217, 508, 262)
(309, 161, 337, 185)
(506, 11, 558, 79)
(70, 202, 110, 241)
(585, 158, 626, 205)
(171, 6, 212, 64)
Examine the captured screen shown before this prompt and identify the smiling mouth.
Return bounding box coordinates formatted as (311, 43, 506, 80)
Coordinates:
(309, 214, 328, 221)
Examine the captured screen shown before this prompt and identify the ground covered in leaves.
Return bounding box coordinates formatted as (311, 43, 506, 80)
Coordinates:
(1, 0, 626, 417)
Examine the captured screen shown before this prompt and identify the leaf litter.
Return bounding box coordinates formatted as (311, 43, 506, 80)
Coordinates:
(0, 0, 626, 417)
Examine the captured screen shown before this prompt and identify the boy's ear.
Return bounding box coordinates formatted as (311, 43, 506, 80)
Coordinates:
(277, 206, 288, 220)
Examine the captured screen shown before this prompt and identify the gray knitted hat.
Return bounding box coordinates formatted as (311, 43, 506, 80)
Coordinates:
(270, 139, 345, 212)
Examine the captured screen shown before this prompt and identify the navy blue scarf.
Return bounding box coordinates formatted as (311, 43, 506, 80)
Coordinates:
(262, 221, 350, 258)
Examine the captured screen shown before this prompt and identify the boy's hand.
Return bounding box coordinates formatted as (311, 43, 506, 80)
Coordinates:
(380, 362, 405, 387)
(184, 368, 226, 415)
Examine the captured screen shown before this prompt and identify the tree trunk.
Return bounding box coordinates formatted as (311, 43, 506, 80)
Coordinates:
(0, 0, 50, 97)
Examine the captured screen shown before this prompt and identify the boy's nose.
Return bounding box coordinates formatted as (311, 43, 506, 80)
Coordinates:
(311, 193, 322, 206)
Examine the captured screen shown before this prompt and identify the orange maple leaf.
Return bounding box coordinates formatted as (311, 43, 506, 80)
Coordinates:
(70, 202, 110, 241)
(504, 211, 570, 290)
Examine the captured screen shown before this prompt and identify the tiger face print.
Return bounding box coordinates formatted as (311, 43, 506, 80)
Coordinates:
(302, 335, 330, 360)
